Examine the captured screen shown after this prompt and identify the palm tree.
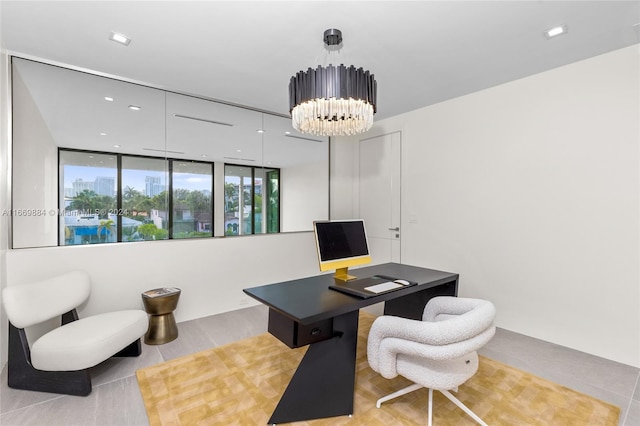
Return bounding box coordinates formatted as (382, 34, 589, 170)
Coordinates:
(123, 186, 138, 200)
(173, 188, 190, 202)
(98, 195, 116, 219)
(67, 190, 99, 212)
(224, 183, 238, 211)
(151, 191, 169, 212)
(97, 219, 115, 243)
(138, 223, 158, 240)
(187, 190, 210, 214)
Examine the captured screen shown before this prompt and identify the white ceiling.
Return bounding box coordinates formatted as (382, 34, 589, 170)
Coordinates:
(1, 1, 639, 121)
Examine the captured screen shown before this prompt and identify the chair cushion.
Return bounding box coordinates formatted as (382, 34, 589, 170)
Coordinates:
(31, 310, 148, 371)
(2, 271, 91, 329)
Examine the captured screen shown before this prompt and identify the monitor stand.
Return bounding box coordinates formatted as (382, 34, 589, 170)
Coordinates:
(334, 267, 357, 282)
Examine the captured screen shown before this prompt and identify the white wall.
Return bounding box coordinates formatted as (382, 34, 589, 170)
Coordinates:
(333, 45, 640, 367)
(5, 231, 321, 323)
(11, 66, 58, 247)
(329, 135, 358, 219)
(281, 159, 329, 231)
(0, 45, 10, 369)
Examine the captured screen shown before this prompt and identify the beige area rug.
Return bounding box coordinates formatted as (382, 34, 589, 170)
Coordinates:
(136, 313, 620, 425)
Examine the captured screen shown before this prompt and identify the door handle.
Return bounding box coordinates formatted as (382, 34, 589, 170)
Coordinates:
(388, 227, 400, 231)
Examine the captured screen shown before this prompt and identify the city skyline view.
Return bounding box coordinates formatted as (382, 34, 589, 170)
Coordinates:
(63, 165, 213, 198)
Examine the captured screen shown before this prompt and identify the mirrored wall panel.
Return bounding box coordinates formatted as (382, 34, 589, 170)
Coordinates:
(11, 58, 329, 248)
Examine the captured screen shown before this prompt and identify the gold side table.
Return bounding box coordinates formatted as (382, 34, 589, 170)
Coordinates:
(141, 287, 181, 345)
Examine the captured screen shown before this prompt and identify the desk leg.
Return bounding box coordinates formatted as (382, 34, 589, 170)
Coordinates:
(268, 310, 359, 424)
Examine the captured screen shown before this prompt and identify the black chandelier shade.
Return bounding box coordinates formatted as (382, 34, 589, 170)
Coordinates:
(288, 64, 377, 115)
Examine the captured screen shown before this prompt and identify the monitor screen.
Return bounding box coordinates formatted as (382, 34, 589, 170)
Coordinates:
(313, 219, 371, 280)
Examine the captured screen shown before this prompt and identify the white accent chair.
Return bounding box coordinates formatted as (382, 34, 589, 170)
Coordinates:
(367, 296, 496, 426)
(2, 270, 149, 396)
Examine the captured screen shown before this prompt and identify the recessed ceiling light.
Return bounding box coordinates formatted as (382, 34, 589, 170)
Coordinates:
(128, 105, 141, 111)
(100, 132, 107, 136)
(109, 32, 131, 46)
(284, 131, 291, 135)
(201, 154, 207, 158)
(236, 149, 242, 153)
(113, 144, 121, 148)
(544, 25, 567, 39)
(257, 129, 265, 133)
(104, 97, 114, 102)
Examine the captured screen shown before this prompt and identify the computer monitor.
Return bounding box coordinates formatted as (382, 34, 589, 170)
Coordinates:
(313, 219, 372, 281)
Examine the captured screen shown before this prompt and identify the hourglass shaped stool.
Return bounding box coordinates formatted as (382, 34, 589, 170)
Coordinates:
(141, 287, 181, 345)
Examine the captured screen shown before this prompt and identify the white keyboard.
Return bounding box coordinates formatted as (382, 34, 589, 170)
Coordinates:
(364, 281, 403, 294)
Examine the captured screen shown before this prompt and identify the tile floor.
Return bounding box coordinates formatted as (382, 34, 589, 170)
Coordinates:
(0, 304, 638, 425)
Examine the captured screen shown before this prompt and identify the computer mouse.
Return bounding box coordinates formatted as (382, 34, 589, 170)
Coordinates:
(394, 279, 410, 286)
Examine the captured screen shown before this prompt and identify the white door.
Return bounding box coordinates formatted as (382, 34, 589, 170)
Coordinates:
(358, 132, 401, 264)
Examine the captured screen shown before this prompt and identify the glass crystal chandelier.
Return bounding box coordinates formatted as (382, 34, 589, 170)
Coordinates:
(289, 29, 377, 136)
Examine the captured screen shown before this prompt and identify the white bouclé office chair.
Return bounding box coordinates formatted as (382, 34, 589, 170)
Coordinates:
(2, 270, 149, 396)
(367, 296, 496, 426)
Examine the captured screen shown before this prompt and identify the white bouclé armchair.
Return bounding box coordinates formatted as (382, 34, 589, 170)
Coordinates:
(367, 296, 496, 426)
(2, 270, 148, 396)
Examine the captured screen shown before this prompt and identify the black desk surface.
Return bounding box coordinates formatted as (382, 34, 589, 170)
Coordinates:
(243, 262, 458, 325)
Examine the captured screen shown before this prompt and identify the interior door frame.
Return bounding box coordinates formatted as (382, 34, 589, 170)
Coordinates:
(356, 130, 402, 264)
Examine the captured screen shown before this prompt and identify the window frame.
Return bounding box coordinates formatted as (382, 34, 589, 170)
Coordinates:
(59, 148, 214, 245)
(223, 163, 281, 236)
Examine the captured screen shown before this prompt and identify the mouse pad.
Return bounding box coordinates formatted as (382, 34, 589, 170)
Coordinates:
(329, 275, 417, 298)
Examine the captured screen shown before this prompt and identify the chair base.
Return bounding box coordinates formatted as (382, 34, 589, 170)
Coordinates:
(376, 384, 487, 426)
(376, 382, 422, 408)
(114, 339, 142, 357)
(7, 322, 142, 396)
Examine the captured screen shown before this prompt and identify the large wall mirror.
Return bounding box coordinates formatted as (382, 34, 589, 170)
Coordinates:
(11, 58, 329, 249)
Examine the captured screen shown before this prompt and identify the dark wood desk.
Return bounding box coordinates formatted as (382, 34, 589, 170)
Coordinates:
(243, 262, 458, 424)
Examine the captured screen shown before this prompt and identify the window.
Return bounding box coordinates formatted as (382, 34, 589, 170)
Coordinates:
(60, 149, 214, 245)
(224, 164, 280, 235)
(265, 169, 280, 233)
(121, 156, 169, 242)
(172, 161, 213, 239)
(60, 151, 118, 245)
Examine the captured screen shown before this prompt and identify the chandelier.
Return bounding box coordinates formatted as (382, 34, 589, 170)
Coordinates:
(289, 29, 377, 136)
